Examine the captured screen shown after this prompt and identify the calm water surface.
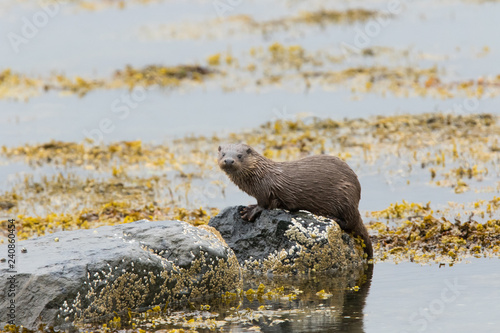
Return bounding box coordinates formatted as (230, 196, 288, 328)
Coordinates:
(247, 259, 500, 333)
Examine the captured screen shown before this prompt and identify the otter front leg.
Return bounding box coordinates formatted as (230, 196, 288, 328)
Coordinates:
(240, 204, 264, 222)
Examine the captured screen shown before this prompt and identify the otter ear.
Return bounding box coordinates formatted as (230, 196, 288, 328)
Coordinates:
(218, 146, 221, 152)
(246, 148, 252, 154)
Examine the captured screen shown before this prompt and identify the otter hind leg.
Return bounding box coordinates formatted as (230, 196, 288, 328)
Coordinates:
(240, 204, 264, 222)
(334, 218, 349, 231)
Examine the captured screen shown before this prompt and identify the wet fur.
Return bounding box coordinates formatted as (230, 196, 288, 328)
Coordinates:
(218, 143, 373, 258)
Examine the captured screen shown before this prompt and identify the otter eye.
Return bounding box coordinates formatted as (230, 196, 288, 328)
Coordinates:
(237, 154, 242, 159)
(221, 153, 226, 157)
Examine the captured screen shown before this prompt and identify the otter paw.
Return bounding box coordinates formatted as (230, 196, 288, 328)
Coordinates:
(240, 205, 256, 221)
(240, 205, 262, 222)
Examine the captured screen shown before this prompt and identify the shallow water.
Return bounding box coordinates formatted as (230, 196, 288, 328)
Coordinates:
(1, 0, 499, 331)
(246, 259, 500, 333)
(365, 259, 500, 333)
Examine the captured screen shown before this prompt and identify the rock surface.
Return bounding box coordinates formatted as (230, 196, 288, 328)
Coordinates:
(208, 206, 365, 274)
(0, 220, 241, 330)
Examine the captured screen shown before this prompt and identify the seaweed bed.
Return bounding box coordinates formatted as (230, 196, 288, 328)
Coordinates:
(1, 112, 499, 261)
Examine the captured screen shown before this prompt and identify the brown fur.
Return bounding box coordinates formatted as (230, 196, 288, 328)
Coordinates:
(218, 143, 373, 259)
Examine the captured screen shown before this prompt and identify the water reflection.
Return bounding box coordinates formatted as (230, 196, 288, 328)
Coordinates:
(237, 264, 374, 332)
(336, 263, 373, 333)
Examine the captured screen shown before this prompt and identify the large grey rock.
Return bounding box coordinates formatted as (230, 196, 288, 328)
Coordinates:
(0, 220, 241, 330)
(209, 206, 365, 275)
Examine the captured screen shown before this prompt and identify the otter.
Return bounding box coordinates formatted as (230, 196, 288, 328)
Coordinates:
(217, 143, 373, 259)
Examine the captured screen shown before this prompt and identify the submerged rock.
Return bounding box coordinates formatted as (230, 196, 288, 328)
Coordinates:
(208, 206, 365, 274)
(0, 220, 241, 330)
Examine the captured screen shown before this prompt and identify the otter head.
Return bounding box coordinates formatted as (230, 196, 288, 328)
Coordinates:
(218, 144, 255, 176)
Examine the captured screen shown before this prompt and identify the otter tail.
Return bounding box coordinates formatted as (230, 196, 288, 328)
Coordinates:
(333, 210, 373, 259)
(353, 213, 373, 259)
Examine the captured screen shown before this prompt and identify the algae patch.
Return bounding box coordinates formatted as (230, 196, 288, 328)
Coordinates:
(139, 8, 385, 41)
(0, 65, 214, 101)
(370, 201, 500, 264)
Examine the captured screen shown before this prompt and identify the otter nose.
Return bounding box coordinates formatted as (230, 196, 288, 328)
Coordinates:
(224, 158, 235, 165)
